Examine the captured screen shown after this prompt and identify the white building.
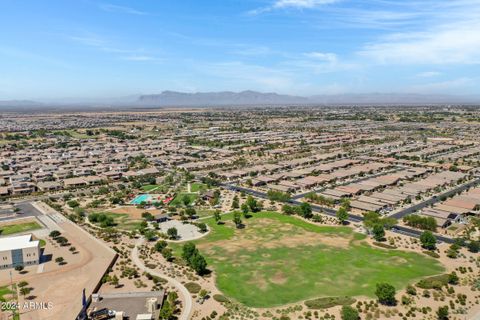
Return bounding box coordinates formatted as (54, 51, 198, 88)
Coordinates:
(0, 234, 41, 269)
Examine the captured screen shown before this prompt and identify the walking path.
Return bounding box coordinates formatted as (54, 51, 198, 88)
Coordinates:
(131, 238, 193, 320)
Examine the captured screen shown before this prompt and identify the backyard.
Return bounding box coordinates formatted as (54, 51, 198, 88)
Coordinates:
(180, 212, 445, 308)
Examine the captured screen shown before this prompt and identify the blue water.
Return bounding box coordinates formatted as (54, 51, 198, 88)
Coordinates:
(130, 194, 150, 205)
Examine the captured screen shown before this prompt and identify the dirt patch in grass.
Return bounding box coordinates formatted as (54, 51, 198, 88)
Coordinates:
(271, 271, 287, 285)
(108, 206, 162, 219)
(199, 219, 351, 255)
(248, 271, 269, 291)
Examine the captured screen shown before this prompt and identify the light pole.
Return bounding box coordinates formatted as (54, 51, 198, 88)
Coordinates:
(9, 270, 16, 320)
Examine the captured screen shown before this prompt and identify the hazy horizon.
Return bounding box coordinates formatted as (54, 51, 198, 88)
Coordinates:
(1, 0, 480, 100)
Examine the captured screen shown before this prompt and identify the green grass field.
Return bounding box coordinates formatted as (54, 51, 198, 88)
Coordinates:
(190, 182, 208, 192)
(141, 184, 161, 192)
(0, 221, 42, 236)
(94, 212, 143, 231)
(179, 212, 444, 308)
(169, 193, 198, 206)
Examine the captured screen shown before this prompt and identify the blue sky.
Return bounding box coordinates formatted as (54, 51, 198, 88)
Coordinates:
(1, 0, 480, 100)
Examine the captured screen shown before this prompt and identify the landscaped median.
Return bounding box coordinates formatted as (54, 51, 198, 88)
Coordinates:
(172, 211, 445, 308)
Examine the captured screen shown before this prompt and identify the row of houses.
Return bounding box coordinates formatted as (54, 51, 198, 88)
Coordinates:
(418, 188, 480, 228)
(266, 161, 389, 193)
(337, 170, 468, 213)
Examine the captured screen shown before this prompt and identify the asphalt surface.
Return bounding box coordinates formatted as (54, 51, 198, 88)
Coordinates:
(221, 182, 456, 243)
(0, 201, 43, 222)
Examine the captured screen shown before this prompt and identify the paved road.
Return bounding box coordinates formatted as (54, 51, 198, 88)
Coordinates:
(390, 177, 480, 220)
(0, 201, 43, 222)
(221, 182, 455, 243)
(132, 238, 193, 320)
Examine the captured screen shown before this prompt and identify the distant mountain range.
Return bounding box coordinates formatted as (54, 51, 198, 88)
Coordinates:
(138, 90, 309, 106)
(0, 91, 479, 110)
(137, 91, 480, 106)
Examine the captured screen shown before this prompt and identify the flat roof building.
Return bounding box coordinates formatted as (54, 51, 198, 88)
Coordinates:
(0, 234, 41, 269)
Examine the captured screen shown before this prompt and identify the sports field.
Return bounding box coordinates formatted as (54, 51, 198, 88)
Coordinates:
(0, 221, 42, 236)
(189, 212, 444, 308)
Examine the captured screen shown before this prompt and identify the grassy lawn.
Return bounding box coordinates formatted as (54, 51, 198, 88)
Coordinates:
(196, 209, 217, 218)
(169, 193, 198, 206)
(176, 212, 444, 308)
(141, 184, 161, 192)
(0, 221, 42, 236)
(190, 182, 208, 192)
(94, 212, 143, 231)
(39, 239, 47, 247)
(0, 285, 14, 302)
(106, 213, 143, 231)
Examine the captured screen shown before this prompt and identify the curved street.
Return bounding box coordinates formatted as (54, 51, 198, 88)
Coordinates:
(131, 238, 193, 320)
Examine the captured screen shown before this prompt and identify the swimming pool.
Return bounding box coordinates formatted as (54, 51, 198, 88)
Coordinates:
(130, 194, 151, 205)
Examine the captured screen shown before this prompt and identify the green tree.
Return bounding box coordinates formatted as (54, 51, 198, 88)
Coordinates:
(372, 224, 385, 242)
(241, 203, 249, 215)
(162, 248, 174, 262)
(467, 240, 479, 253)
(214, 210, 222, 224)
(436, 306, 449, 320)
(144, 230, 157, 241)
(182, 242, 197, 262)
(167, 227, 178, 240)
(190, 252, 208, 275)
(336, 207, 348, 224)
(375, 283, 396, 305)
(141, 212, 154, 221)
(182, 194, 191, 206)
(448, 272, 459, 285)
(110, 275, 119, 288)
(49, 230, 61, 238)
(246, 196, 260, 212)
(154, 240, 168, 252)
(67, 200, 80, 208)
(20, 287, 31, 297)
(420, 231, 437, 250)
(300, 202, 313, 219)
(341, 305, 359, 320)
(233, 212, 242, 227)
(185, 207, 196, 219)
(231, 196, 239, 209)
(159, 300, 174, 319)
(197, 222, 208, 233)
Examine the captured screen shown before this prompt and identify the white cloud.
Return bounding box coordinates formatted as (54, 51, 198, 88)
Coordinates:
(121, 55, 155, 61)
(356, 0, 480, 66)
(303, 52, 338, 63)
(416, 71, 441, 78)
(273, 0, 340, 9)
(99, 4, 146, 15)
(248, 0, 340, 15)
(359, 20, 480, 65)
